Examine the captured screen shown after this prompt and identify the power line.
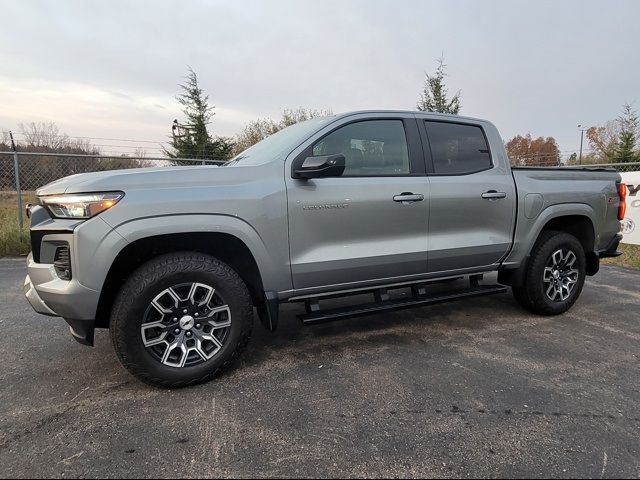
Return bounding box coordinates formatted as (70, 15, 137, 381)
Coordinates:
(1, 131, 170, 145)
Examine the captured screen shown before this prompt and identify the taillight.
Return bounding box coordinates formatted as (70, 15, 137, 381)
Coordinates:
(618, 183, 628, 221)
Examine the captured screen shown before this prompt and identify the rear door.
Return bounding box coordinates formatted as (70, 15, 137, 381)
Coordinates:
(285, 115, 430, 292)
(420, 120, 515, 273)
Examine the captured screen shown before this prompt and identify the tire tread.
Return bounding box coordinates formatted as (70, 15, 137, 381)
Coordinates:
(110, 252, 252, 388)
(512, 230, 586, 316)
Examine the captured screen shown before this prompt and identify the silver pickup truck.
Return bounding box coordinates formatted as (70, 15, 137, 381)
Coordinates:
(24, 111, 626, 387)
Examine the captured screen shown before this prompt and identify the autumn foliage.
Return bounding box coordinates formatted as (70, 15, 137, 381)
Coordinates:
(505, 134, 561, 166)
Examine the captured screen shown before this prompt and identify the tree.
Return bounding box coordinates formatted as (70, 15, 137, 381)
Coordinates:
(0, 121, 113, 190)
(615, 103, 639, 163)
(0, 121, 155, 189)
(585, 103, 640, 163)
(416, 56, 461, 114)
(505, 133, 561, 166)
(167, 67, 233, 164)
(20, 121, 68, 150)
(280, 108, 332, 127)
(233, 118, 281, 154)
(19, 121, 94, 152)
(233, 108, 332, 155)
(586, 120, 620, 161)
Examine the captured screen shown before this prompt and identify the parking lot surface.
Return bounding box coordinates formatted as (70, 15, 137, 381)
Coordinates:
(1, 257, 639, 478)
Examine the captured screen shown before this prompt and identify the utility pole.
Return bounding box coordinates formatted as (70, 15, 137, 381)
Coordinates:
(9, 131, 23, 230)
(578, 124, 586, 165)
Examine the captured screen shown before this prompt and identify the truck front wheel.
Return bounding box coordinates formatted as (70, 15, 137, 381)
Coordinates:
(512, 231, 586, 316)
(110, 252, 253, 388)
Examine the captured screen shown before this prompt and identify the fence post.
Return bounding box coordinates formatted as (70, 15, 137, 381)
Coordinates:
(9, 131, 23, 230)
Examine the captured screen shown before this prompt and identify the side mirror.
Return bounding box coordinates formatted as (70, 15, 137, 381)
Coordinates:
(292, 154, 346, 179)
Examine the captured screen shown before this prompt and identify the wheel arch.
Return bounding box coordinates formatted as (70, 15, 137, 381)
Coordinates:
(95, 231, 267, 329)
(499, 206, 598, 287)
(539, 214, 596, 257)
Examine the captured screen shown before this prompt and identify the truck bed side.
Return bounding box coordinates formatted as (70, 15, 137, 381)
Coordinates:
(502, 167, 622, 270)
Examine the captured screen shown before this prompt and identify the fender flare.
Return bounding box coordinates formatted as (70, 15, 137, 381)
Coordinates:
(500, 203, 598, 286)
(110, 213, 288, 294)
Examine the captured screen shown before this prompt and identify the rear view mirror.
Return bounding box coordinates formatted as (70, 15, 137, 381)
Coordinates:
(292, 154, 346, 179)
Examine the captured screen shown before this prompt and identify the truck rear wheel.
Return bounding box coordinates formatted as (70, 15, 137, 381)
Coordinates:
(512, 231, 586, 315)
(110, 252, 253, 388)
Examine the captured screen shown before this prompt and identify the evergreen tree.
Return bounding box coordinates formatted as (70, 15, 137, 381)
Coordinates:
(615, 103, 639, 163)
(417, 56, 461, 114)
(167, 67, 233, 164)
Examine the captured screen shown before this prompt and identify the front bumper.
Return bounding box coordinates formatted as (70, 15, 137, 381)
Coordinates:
(24, 252, 100, 346)
(24, 273, 57, 316)
(24, 204, 103, 346)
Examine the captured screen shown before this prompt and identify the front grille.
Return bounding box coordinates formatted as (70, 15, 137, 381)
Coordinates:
(53, 244, 72, 280)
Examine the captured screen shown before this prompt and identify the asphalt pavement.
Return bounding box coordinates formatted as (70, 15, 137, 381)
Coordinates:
(1, 257, 639, 478)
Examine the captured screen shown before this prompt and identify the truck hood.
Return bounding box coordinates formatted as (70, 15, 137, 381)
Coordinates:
(36, 164, 250, 195)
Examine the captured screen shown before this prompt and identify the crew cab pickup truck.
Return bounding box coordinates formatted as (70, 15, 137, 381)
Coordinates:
(24, 111, 626, 387)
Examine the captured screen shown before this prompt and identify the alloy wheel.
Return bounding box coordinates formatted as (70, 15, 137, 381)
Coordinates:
(543, 248, 579, 302)
(140, 282, 231, 367)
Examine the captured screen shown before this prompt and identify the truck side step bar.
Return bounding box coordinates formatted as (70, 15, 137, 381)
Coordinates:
(298, 283, 508, 326)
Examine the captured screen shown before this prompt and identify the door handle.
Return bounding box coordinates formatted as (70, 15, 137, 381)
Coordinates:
(393, 192, 424, 203)
(481, 190, 507, 200)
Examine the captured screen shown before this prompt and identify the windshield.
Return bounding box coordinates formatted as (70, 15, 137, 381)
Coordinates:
(225, 116, 335, 166)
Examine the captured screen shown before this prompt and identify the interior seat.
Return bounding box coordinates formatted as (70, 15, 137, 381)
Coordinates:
(382, 141, 408, 173)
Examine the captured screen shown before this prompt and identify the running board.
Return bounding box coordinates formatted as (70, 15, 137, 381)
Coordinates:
(298, 284, 508, 326)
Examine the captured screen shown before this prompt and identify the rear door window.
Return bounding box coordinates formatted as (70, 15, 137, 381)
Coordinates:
(425, 121, 492, 175)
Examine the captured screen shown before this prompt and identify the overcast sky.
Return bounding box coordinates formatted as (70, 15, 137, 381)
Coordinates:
(0, 0, 638, 156)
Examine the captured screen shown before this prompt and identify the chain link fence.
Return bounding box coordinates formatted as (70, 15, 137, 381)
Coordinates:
(511, 156, 640, 172)
(507, 151, 640, 171)
(1, 150, 639, 230)
(574, 161, 640, 172)
(0, 151, 226, 232)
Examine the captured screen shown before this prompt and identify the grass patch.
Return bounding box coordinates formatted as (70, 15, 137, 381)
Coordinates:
(602, 243, 640, 270)
(0, 192, 34, 257)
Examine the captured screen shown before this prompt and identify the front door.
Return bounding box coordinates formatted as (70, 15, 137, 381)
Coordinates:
(286, 117, 430, 292)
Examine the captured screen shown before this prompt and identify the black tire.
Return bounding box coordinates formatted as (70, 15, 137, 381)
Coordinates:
(110, 252, 253, 388)
(512, 283, 534, 311)
(512, 231, 586, 315)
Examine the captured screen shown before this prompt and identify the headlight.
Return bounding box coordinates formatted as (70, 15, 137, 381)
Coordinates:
(40, 192, 124, 219)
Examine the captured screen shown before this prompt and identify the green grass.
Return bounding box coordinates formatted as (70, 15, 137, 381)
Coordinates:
(0, 192, 34, 257)
(602, 243, 640, 270)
